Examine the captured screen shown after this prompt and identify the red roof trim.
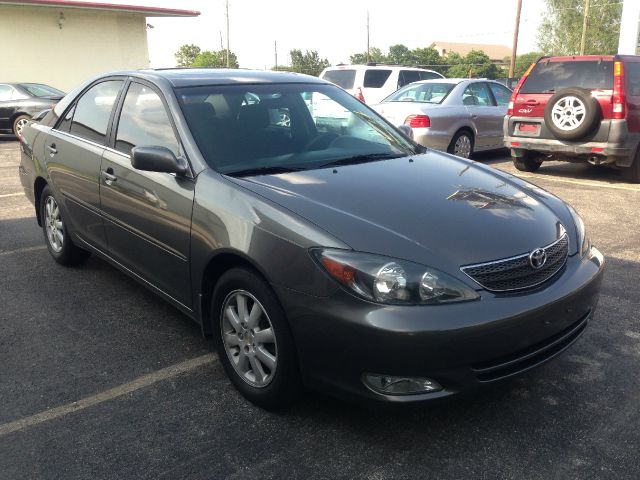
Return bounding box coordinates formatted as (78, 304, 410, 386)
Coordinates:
(0, 0, 200, 17)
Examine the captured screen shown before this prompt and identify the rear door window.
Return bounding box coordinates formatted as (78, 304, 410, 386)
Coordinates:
(488, 83, 512, 106)
(418, 71, 442, 81)
(322, 70, 356, 89)
(521, 60, 613, 93)
(363, 69, 392, 88)
(69, 80, 123, 144)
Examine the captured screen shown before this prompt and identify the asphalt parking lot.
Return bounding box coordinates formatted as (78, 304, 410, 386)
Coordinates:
(1, 137, 639, 480)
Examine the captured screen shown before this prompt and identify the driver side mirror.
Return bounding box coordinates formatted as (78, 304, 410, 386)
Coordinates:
(131, 146, 189, 175)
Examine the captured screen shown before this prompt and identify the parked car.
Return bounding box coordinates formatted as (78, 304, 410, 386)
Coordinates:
(0, 83, 64, 137)
(503, 55, 640, 181)
(20, 69, 603, 409)
(371, 79, 513, 158)
(319, 64, 444, 104)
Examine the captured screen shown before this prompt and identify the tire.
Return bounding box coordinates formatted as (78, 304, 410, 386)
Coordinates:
(211, 267, 301, 409)
(12, 114, 30, 138)
(447, 130, 474, 159)
(622, 148, 640, 183)
(40, 185, 90, 266)
(512, 152, 543, 172)
(544, 87, 600, 141)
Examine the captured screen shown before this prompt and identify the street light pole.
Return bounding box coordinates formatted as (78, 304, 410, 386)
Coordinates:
(226, 0, 230, 68)
(366, 10, 371, 63)
(509, 0, 523, 78)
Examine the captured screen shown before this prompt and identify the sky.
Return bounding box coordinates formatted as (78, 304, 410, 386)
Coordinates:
(133, 0, 547, 68)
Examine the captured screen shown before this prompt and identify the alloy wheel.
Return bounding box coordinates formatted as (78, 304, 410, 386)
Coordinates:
(44, 196, 64, 253)
(454, 134, 472, 158)
(220, 290, 277, 388)
(551, 96, 586, 131)
(15, 118, 29, 137)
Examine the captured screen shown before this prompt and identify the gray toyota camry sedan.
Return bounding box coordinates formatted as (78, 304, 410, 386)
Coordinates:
(19, 69, 604, 409)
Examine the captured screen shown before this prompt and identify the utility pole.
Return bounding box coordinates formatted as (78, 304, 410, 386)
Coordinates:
(580, 0, 591, 55)
(366, 10, 371, 63)
(225, 0, 230, 68)
(274, 40, 278, 70)
(508, 0, 522, 78)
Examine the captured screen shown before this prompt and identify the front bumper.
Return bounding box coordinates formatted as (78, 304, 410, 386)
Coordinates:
(504, 116, 639, 167)
(276, 247, 604, 403)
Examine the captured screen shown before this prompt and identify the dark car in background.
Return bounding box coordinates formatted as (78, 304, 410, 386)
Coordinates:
(0, 82, 65, 137)
(504, 55, 640, 181)
(19, 69, 604, 409)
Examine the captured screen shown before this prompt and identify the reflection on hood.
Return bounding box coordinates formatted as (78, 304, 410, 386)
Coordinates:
(447, 186, 534, 211)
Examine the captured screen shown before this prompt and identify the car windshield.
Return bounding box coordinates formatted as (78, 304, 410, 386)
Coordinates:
(20, 83, 65, 97)
(383, 82, 455, 104)
(521, 60, 614, 93)
(176, 83, 415, 176)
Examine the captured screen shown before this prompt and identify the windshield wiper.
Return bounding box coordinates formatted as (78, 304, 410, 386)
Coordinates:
(225, 165, 304, 177)
(318, 153, 405, 168)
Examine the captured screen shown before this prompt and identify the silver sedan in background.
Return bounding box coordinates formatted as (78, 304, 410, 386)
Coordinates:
(371, 79, 512, 158)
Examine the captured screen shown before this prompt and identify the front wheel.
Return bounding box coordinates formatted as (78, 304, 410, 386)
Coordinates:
(211, 267, 301, 409)
(40, 185, 90, 266)
(448, 130, 474, 159)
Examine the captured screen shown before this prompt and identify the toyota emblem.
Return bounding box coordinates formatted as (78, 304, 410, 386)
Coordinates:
(529, 248, 547, 269)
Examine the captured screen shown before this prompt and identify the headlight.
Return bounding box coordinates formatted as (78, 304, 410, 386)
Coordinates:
(312, 249, 479, 305)
(567, 204, 591, 256)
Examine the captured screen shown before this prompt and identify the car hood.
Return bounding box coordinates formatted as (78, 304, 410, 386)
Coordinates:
(230, 152, 569, 274)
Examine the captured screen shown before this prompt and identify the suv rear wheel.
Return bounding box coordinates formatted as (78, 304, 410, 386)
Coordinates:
(512, 151, 543, 172)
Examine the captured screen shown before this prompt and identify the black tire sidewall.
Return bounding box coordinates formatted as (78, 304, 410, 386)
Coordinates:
(544, 87, 600, 141)
(211, 267, 300, 409)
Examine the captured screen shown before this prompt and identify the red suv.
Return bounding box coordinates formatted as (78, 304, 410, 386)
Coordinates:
(503, 55, 640, 181)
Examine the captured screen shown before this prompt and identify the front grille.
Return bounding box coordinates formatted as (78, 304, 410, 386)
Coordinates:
(461, 234, 569, 292)
(472, 311, 590, 383)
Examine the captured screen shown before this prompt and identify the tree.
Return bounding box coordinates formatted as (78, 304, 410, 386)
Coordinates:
(537, 0, 622, 55)
(387, 44, 415, 65)
(175, 44, 201, 67)
(349, 47, 387, 64)
(513, 52, 543, 77)
(191, 49, 239, 68)
(289, 49, 330, 76)
(446, 50, 499, 79)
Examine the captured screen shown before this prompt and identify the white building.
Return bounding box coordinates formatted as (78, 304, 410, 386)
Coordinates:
(0, 0, 199, 91)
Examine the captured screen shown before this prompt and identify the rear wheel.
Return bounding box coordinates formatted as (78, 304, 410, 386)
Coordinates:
(512, 151, 543, 172)
(211, 267, 301, 409)
(40, 185, 90, 266)
(448, 130, 474, 159)
(12, 115, 30, 138)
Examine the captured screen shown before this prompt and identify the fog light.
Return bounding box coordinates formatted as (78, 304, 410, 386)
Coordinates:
(363, 374, 442, 395)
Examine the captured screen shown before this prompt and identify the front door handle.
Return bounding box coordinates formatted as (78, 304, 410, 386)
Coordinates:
(47, 143, 57, 155)
(101, 168, 117, 184)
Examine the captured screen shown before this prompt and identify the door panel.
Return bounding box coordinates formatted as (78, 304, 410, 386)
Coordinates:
(100, 81, 194, 307)
(100, 151, 194, 307)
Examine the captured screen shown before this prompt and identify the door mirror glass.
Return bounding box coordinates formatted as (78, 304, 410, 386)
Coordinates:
(130, 146, 188, 175)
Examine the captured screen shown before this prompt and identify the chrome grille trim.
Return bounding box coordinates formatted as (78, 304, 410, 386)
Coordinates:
(461, 233, 569, 292)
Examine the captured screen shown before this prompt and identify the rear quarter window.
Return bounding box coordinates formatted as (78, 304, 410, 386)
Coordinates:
(322, 70, 356, 90)
(363, 69, 392, 88)
(521, 60, 613, 93)
(626, 62, 640, 96)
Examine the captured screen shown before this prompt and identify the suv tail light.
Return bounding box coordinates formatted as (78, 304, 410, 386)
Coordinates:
(354, 87, 366, 103)
(613, 60, 626, 119)
(508, 62, 536, 116)
(404, 114, 431, 128)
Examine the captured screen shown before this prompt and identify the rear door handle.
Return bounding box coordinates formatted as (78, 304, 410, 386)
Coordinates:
(525, 100, 539, 105)
(47, 143, 57, 155)
(101, 168, 117, 184)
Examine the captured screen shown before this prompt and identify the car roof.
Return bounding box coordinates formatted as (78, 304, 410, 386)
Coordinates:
(324, 64, 440, 72)
(113, 68, 329, 88)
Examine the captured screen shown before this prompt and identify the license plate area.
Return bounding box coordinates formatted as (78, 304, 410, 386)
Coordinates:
(516, 122, 541, 137)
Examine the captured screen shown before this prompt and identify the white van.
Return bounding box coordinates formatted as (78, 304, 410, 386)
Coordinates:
(319, 64, 444, 104)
